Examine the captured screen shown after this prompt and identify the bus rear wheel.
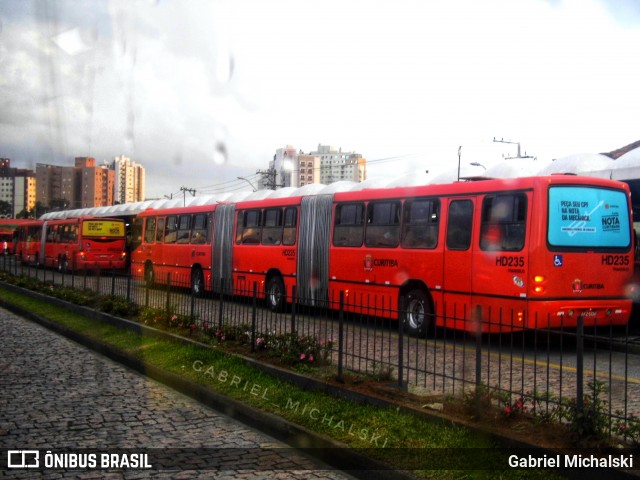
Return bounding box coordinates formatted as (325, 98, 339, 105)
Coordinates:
(191, 267, 204, 297)
(58, 255, 69, 273)
(401, 289, 432, 337)
(266, 275, 286, 312)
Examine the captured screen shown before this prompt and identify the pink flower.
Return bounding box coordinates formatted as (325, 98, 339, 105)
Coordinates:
(309, 355, 314, 362)
(504, 407, 512, 415)
(299, 353, 306, 360)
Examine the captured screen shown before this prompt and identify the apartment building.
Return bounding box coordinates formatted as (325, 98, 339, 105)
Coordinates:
(0, 159, 36, 217)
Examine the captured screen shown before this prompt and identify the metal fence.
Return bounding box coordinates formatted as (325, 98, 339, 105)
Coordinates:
(2, 253, 638, 441)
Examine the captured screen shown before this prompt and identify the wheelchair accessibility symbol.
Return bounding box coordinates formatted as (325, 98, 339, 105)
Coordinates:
(554, 255, 563, 267)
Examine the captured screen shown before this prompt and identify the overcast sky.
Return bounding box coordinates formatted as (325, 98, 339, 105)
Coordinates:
(1, 0, 639, 199)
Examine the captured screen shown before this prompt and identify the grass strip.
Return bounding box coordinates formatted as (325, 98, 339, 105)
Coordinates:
(1, 285, 562, 479)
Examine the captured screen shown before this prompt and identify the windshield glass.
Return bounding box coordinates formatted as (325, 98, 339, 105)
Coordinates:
(547, 186, 630, 249)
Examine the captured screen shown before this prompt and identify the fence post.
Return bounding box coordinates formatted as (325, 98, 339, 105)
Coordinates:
(576, 315, 584, 415)
(218, 278, 225, 329)
(190, 279, 196, 322)
(126, 273, 131, 303)
(111, 268, 116, 297)
(251, 282, 257, 353)
(96, 268, 101, 294)
(165, 272, 172, 313)
(290, 285, 297, 334)
(145, 275, 150, 307)
(398, 305, 405, 390)
(475, 305, 483, 417)
(337, 291, 344, 383)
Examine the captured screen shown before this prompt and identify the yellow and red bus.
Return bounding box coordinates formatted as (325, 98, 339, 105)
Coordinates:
(17, 217, 127, 271)
(133, 175, 634, 333)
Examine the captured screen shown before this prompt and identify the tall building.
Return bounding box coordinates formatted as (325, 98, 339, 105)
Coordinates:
(111, 155, 146, 204)
(273, 145, 298, 189)
(309, 144, 367, 184)
(36, 157, 114, 210)
(0, 159, 36, 218)
(264, 144, 367, 190)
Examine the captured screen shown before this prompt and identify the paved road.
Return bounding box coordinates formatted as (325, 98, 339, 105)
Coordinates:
(0, 307, 356, 479)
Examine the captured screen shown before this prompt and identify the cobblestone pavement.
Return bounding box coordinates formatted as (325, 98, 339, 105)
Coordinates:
(0, 307, 357, 479)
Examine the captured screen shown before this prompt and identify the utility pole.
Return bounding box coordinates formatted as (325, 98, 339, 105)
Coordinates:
(180, 186, 196, 206)
(493, 137, 536, 160)
(256, 167, 279, 190)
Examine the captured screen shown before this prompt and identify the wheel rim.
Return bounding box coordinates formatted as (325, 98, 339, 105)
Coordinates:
(192, 270, 203, 295)
(407, 297, 425, 330)
(268, 282, 282, 308)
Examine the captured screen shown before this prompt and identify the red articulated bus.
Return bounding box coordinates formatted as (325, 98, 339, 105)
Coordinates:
(16, 217, 127, 271)
(133, 175, 635, 334)
(131, 204, 214, 295)
(15, 220, 44, 264)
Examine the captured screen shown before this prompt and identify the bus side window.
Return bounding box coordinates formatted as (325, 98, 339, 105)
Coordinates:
(177, 215, 191, 244)
(191, 214, 209, 244)
(333, 203, 364, 247)
(236, 210, 261, 244)
(283, 207, 297, 246)
(144, 217, 157, 244)
(446, 200, 473, 250)
(156, 217, 165, 243)
(262, 208, 283, 246)
(164, 216, 178, 244)
(365, 201, 400, 248)
(480, 194, 527, 251)
(67, 225, 78, 243)
(401, 198, 439, 249)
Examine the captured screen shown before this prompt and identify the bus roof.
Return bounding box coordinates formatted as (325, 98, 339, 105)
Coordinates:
(39, 174, 629, 221)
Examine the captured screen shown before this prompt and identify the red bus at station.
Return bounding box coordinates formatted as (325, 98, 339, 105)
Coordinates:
(0, 219, 33, 255)
(15, 220, 44, 264)
(131, 205, 214, 295)
(132, 175, 634, 334)
(16, 217, 127, 271)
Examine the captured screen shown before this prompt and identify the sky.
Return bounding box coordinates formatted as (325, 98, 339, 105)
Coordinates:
(1, 0, 639, 199)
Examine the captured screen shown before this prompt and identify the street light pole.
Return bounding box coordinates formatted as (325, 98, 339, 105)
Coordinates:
(237, 176, 257, 192)
(457, 146, 462, 181)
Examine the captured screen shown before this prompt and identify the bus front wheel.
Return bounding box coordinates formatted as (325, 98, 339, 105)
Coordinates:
(401, 289, 432, 338)
(266, 275, 286, 312)
(191, 267, 204, 297)
(144, 263, 155, 287)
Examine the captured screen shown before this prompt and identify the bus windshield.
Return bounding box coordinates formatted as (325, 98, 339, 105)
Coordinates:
(81, 220, 126, 239)
(547, 185, 631, 249)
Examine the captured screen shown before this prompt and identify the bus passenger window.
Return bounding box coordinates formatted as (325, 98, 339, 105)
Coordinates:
(401, 199, 439, 249)
(191, 214, 209, 244)
(262, 208, 283, 246)
(177, 215, 191, 244)
(480, 194, 527, 251)
(164, 216, 177, 244)
(365, 201, 400, 248)
(446, 200, 473, 250)
(283, 207, 297, 246)
(333, 203, 364, 247)
(236, 210, 261, 244)
(156, 218, 165, 243)
(144, 217, 157, 244)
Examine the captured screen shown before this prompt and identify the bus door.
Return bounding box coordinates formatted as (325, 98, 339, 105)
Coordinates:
(442, 198, 475, 330)
(473, 192, 530, 332)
